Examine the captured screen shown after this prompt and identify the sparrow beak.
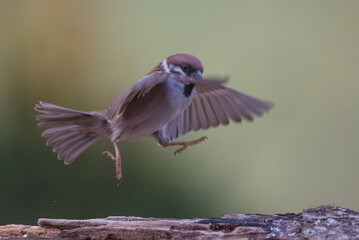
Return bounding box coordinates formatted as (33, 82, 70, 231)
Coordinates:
(192, 70, 203, 79)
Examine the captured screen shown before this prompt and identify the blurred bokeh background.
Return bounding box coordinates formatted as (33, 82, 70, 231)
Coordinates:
(1, 0, 359, 225)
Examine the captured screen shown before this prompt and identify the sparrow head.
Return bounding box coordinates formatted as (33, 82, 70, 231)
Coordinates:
(148, 54, 204, 78)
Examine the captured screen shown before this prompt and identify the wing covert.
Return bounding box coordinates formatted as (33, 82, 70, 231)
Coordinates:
(106, 73, 170, 120)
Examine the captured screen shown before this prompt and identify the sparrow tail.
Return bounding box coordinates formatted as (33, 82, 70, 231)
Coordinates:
(35, 101, 108, 165)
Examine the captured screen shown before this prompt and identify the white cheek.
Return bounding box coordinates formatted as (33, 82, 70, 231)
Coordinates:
(161, 59, 170, 73)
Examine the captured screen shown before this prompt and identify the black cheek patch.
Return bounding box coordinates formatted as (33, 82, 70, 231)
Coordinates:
(183, 84, 195, 97)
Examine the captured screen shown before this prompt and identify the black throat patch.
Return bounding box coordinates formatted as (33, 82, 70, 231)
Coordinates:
(183, 84, 195, 97)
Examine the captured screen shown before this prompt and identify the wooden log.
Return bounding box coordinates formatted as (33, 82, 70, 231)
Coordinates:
(0, 205, 358, 239)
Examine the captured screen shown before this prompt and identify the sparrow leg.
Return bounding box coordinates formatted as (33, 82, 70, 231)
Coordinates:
(166, 136, 208, 155)
(102, 142, 122, 184)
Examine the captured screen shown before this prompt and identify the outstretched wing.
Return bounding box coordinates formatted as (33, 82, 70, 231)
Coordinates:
(107, 73, 171, 120)
(164, 79, 273, 141)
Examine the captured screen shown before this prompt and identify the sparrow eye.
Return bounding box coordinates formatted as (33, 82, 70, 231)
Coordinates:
(181, 65, 192, 75)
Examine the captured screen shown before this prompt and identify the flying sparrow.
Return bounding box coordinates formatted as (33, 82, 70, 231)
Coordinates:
(35, 54, 273, 184)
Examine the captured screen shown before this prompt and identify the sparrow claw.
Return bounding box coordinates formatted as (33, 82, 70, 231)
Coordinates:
(117, 180, 122, 187)
(102, 151, 116, 161)
(174, 146, 187, 156)
(201, 136, 208, 142)
(116, 174, 122, 186)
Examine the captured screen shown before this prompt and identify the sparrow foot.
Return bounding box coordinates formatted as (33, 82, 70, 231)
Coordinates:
(168, 136, 208, 155)
(103, 145, 122, 184)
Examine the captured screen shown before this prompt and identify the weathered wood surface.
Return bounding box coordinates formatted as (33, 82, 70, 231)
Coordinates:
(0, 205, 358, 239)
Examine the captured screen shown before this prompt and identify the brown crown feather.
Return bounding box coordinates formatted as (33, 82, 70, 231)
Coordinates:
(147, 54, 204, 76)
(166, 54, 204, 73)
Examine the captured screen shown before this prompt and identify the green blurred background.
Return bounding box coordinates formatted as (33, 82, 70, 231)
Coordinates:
(1, 0, 359, 225)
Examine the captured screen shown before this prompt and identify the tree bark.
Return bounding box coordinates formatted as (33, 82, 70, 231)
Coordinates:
(0, 205, 358, 239)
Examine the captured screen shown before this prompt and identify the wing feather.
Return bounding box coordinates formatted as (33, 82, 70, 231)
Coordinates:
(207, 91, 230, 125)
(198, 93, 220, 128)
(189, 98, 201, 131)
(164, 77, 273, 140)
(192, 94, 209, 130)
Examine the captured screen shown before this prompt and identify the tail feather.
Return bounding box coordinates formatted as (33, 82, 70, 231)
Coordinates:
(36, 101, 87, 114)
(46, 131, 78, 146)
(35, 101, 108, 164)
(42, 125, 80, 138)
(61, 137, 100, 165)
(35, 101, 96, 127)
(53, 133, 85, 153)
